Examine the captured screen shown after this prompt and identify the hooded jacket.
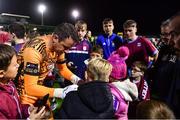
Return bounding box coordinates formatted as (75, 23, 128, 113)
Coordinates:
(58, 80, 115, 119)
(0, 81, 29, 119)
(110, 79, 138, 120)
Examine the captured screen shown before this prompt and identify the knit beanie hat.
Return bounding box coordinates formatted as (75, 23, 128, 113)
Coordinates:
(117, 46, 129, 60)
(108, 46, 129, 80)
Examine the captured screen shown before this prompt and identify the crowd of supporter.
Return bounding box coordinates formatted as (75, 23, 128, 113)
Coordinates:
(0, 11, 179, 119)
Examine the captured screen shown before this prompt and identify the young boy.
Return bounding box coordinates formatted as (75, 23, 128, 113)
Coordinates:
(96, 18, 124, 59)
(128, 61, 150, 118)
(58, 58, 115, 118)
(130, 61, 150, 101)
(83, 45, 103, 81)
(0, 44, 46, 119)
(123, 19, 158, 68)
(65, 20, 92, 80)
(84, 45, 103, 65)
(9, 22, 27, 52)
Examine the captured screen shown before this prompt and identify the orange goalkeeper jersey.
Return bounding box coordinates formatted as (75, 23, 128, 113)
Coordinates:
(17, 35, 74, 105)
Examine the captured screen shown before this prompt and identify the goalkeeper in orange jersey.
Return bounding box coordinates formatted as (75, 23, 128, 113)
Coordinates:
(17, 23, 81, 105)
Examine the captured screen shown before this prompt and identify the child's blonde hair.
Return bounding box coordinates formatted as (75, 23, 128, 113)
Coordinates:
(75, 20, 87, 30)
(87, 58, 112, 82)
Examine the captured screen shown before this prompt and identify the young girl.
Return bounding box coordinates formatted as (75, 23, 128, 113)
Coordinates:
(0, 44, 46, 119)
(108, 46, 129, 81)
(108, 46, 138, 120)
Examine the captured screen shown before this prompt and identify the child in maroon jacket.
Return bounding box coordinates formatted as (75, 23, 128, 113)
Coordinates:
(0, 44, 46, 119)
(130, 61, 150, 100)
(128, 61, 150, 118)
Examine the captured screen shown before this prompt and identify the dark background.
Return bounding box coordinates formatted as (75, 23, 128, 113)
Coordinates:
(0, 0, 179, 36)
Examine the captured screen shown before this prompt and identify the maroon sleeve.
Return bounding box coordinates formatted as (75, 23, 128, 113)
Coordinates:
(141, 37, 158, 56)
(21, 104, 30, 119)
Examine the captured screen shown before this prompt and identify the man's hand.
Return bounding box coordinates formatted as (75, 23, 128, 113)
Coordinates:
(71, 75, 81, 84)
(61, 84, 78, 98)
(54, 84, 78, 99)
(28, 106, 46, 120)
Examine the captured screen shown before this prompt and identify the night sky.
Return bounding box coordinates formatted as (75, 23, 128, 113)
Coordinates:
(0, 0, 179, 36)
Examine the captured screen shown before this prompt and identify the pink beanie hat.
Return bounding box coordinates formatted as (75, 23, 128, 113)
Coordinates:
(108, 53, 127, 80)
(117, 46, 129, 60)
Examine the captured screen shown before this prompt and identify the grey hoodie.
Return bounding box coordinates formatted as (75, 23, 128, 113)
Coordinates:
(112, 78, 138, 102)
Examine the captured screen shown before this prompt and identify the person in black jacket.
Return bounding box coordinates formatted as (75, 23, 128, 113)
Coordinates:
(151, 12, 180, 119)
(57, 58, 115, 119)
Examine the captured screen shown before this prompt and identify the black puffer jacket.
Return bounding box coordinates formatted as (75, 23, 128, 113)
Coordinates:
(58, 80, 115, 119)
